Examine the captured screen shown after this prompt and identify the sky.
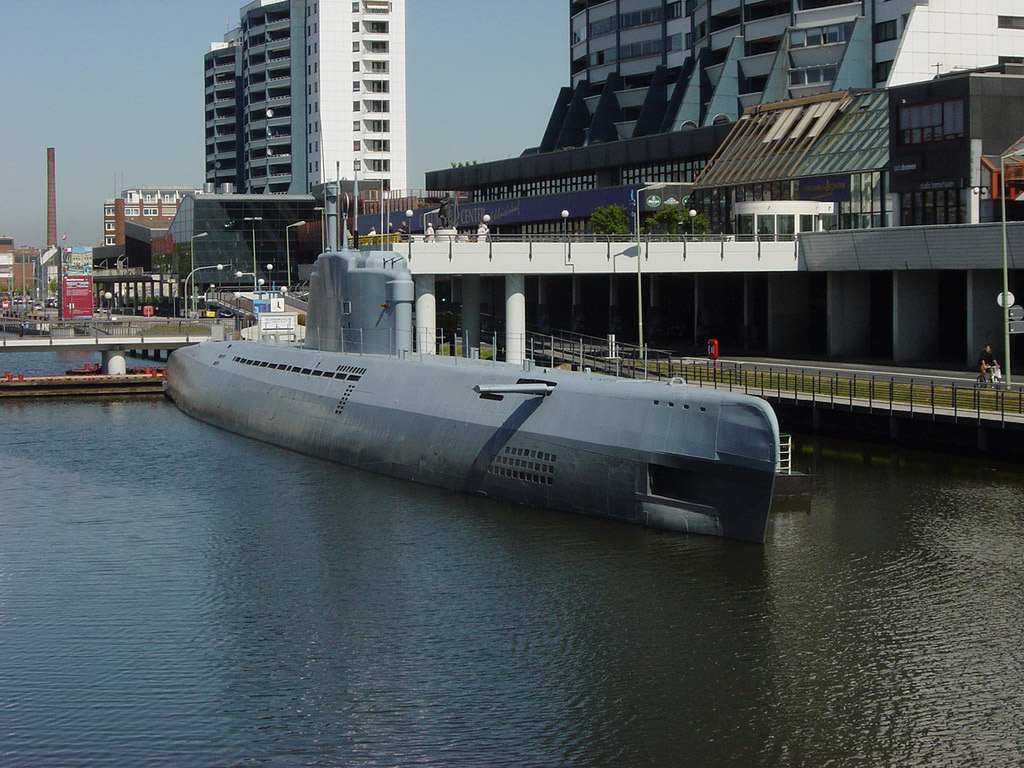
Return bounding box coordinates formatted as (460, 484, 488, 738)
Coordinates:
(0, 0, 567, 247)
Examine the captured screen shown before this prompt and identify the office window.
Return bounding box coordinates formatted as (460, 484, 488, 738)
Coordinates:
(873, 19, 897, 43)
(874, 60, 893, 83)
(998, 16, 1024, 29)
(898, 99, 964, 144)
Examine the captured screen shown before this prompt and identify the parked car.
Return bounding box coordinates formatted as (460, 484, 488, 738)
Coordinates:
(216, 309, 234, 318)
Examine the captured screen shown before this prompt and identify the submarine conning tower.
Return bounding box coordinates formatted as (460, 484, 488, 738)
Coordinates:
(305, 250, 415, 355)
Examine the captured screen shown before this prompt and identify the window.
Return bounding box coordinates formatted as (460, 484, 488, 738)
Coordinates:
(366, 100, 389, 112)
(367, 139, 389, 152)
(873, 19, 897, 43)
(353, 141, 361, 151)
(998, 16, 1024, 30)
(367, 40, 388, 53)
(105, 221, 115, 231)
(104, 207, 114, 216)
(352, 22, 359, 31)
(367, 21, 388, 33)
(353, 1, 359, 10)
(105, 236, 115, 246)
(353, 100, 361, 111)
(143, 207, 158, 217)
(353, 120, 361, 131)
(353, 80, 361, 91)
(353, 42, 360, 52)
(874, 60, 893, 83)
(125, 207, 140, 216)
(353, 62, 360, 71)
(366, 79, 389, 92)
(897, 99, 964, 144)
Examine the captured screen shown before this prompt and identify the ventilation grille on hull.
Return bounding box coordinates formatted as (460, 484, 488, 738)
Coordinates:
(233, 356, 363, 382)
(488, 445, 557, 486)
(334, 384, 357, 415)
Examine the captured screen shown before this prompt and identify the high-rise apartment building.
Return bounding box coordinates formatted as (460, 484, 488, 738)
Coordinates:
(541, 0, 1024, 150)
(204, 0, 406, 195)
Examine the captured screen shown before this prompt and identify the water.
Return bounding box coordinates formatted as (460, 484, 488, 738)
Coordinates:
(2, 351, 1024, 767)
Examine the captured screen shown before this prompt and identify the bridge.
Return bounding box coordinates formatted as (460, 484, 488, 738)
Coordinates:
(0, 318, 222, 373)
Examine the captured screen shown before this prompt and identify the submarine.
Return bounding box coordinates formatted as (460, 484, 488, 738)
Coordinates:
(166, 248, 781, 543)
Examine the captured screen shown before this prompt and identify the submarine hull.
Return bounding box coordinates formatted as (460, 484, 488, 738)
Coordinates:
(167, 340, 779, 543)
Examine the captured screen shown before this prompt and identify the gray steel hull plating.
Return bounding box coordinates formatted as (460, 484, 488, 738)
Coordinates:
(167, 341, 780, 542)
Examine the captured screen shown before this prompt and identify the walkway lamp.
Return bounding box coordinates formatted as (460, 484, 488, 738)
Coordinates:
(185, 263, 224, 316)
(235, 270, 258, 293)
(689, 208, 698, 236)
(284, 221, 306, 293)
(631, 183, 665, 378)
(405, 209, 414, 260)
(189, 231, 208, 317)
(265, 263, 274, 293)
(999, 149, 1024, 385)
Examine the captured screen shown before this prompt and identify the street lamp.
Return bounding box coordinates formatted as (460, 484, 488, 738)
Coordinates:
(631, 184, 665, 378)
(189, 231, 209, 318)
(236, 270, 258, 292)
(185, 263, 225, 316)
(689, 208, 698, 236)
(243, 216, 263, 278)
(103, 291, 113, 319)
(999, 150, 1023, 385)
(405, 209, 414, 260)
(284, 221, 306, 293)
(265, 263, 274, 293)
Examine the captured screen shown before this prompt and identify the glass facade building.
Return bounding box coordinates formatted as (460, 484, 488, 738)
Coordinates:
(167, 194, 324, 286)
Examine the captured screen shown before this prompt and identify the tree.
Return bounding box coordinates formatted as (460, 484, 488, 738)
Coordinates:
(644, 208, 684, 234)
(589, 205, 630, 235)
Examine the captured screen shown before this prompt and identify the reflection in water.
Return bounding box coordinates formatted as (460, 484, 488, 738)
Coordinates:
(0, 382, 1022, 766)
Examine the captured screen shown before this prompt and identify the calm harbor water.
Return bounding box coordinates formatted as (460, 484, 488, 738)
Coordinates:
(2, 350, 1024, 767)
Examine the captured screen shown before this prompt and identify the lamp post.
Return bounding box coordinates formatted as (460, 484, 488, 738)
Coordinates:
(284, 220, 305, 294)
(265, 263, 274, 293)
(631, 184, 665, 378)
(1000, 152, 1022, 385)
(405, 209, 414, 260)
(189, 231, 208, 319)
(185, 263, 225, 316)
(103, 291, 113, 320)
(243, 216, 262, 278)
(236, 270, 258, 293)
(689, 208, 698, 236)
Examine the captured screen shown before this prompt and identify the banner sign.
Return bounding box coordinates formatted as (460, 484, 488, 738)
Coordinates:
(796, 175, 851, 203)
(62, 275, 94, 318)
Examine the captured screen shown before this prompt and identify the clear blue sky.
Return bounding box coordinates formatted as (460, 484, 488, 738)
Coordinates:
(0, 0, 567, 247)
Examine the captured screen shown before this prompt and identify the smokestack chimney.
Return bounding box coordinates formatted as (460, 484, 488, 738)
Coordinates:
(47, 148, 57, 248)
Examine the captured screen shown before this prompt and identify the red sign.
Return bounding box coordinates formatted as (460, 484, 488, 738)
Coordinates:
(62, 275, 94, 318)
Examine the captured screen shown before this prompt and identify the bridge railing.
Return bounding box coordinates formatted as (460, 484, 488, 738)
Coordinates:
(0, 317, 219, 344)
(665, 359, 1024, 424)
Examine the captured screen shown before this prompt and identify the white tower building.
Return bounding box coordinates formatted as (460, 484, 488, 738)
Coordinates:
(204, 0, 407, 195)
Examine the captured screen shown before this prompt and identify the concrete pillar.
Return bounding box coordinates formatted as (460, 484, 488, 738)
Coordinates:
(536, 275, 550, 332)
(608, 275, 621, 336)
(461, 274, 481, 351)
(571, 275, 583, 333)
(892, 271, 940, 362)
(966, 269, 1004, 368)
(505, 274, 526, 365)
(414, 274, 436, 354)
(101, 349, 127, 375)
(827, 272, 872, 358)
(767, 273, 811, 354)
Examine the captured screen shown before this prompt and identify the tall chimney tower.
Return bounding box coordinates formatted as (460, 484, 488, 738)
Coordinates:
(47, 148, 57, 248)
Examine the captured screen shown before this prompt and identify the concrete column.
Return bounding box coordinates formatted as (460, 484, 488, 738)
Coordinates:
(505, 274, 526, 365)
(827, 272, 872, 358)
(414, 274, 436, 354)
(608, 275, 621, 336)
(767, 274, 811, 354)
(892, 271, 939, 362)
(966, 269, 1004, 368)
(461, 274, 482, 351)
(536, 275, 550, 332)
(571, 275, 583, 333)
(101, 349, 127, 375)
